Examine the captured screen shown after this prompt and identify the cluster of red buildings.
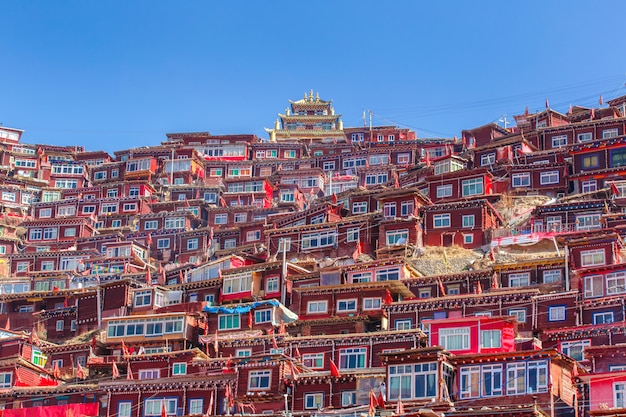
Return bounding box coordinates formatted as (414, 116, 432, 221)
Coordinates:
(0, 91, 625, 417)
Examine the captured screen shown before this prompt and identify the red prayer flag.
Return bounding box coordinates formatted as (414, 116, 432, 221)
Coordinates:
(127, 362, 134, 380)
(369, 389, 378, 416)
(289, 361, 299, 380)
(384, 289, 394, 305)
(332, 193, 338, 204)
(121, 340, 130, 356)
(147, 233, 153, 245)
(599, 95, 604, 106)
(31, 326, 40, 346)
(76, 363, 86, 380)
(611, 182, 621, 196)
(437, 277, 446, 296)
(112, 362, 120, 379)
(492, 271, 499, 289)
(248, 310, 253, 329)
(53, 361, 61, 379)
(476, 281, 483, 295)
(378, 391, 386, 409)
(206, 390, 214, 417)
(294, 346, 301, 358)
(352, 242, 362, 262)
(161, 401, 167, 417)
(329, 359, 340, 378)
(214, 330, 219, 355)
(396, 395, 405, 414)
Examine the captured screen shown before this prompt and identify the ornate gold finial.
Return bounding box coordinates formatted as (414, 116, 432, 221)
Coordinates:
(316, 92, 320, 101)
(304, 92, 307, 100)
(286, 108, 290, 116)
(309, 89, 314, 101)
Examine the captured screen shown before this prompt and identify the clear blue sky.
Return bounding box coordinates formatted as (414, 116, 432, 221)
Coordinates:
(2, 1, 626, 153)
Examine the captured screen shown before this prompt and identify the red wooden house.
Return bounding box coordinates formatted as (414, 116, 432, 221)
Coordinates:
(120, 156, 158, 181)
(425, 315, 517, 355)
(508, 161, 569, 197)
(461, 123, 509, 148)
(290, 280, 413, 335)
(560, 231, 623, 270)
(277, 168, 325, 196)
(98, 181, 156, 200)
(74, 149, 112, 167)
(569, 135, 626, 194)
(421, 199, 503, 249)
(265, 213, 378, 261)
(450, 348, 579, 416)
(426, 168, 496, 203)
(344, 125, 416, 145)
(88, 160, 124, 184)
(100, 349, 233, 417)
(582, 344, 626, 413)
(493, 257, 566, 290)
(539, 116, 626, 151)
(288, 328, 426, 413)
(375, 187, 430, 257)
(21, 217, 97, 252)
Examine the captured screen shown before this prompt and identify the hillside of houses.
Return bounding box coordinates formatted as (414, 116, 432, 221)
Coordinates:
(0, 91, 625, 417)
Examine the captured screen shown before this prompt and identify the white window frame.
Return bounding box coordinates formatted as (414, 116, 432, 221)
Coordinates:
(337, 299, 357, 312)
(603, 128, 619, 139)
(481, 329, 502, 348)
(338, 347, 367, 370)
(436, 184, 453, 198)
(439, 327, 470, 350)
(248, 370, 271, 390)
(508, 273, 530, 287)
(218, 314, 240, 330)
(462, 178, 484, 197)
(551, 135, 568, 148)
(433, 213, 450, 228)
(548, 306, 566, 321)
(512, 173, 531, 187)
(607, 271, 626, 295)
(540, 171, 559, 185)
(302, 353, 324, 369)
(481, 153, 496, 166)
(307, 300, 328, 314)
(352, 202, 367, 214)
(581, 249, 605, 267)
(304, 393, 324, 410)
(462, 215, 475, 228)
(508, 308, 526, 323)
(363, 297, 382, 310)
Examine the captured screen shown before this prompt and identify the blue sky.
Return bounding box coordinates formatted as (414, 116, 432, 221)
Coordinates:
(2, 1, 626, 153)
